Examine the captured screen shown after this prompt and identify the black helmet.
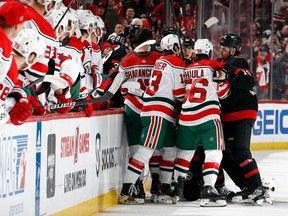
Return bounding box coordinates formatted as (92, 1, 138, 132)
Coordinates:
(124, 25, 136, 39)
(183, 37, 194, 48)
(133, 27, 153, 46)
(220, 33, 242, 54)
(163, 26, 177, 36)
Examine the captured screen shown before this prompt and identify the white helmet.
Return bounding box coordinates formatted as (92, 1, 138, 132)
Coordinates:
(49, 7, 69, 39)
(37, 0, 62, 17)
(77, 9, 96, 33)
(94, 16, 106, 40)
(62, 6, 79, 37)
(160, 34, 180, 54)
(13, 29, 46, 69)
(194, 39, 213, 57)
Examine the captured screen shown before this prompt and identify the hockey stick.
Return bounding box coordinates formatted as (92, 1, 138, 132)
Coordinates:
(169, 0, 184, 59)
(54, 0, 76, 31)
(47, 79, 141, 110)
(24, 75, 69, 90)
(201, 16, 219, 38)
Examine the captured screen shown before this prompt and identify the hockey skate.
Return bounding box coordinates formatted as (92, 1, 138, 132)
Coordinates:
(150, 173, 160, 203)
(170, 176, 185, 204)
(232, 186, 272, 205)
(119, 183, 145, 205)
(136, 179, 146, 199)
(215, 184, 236, 201)
(232, 187, 254, 203)
(157, 183, 174, 204)
(200, 185, 227, 207)
(250, 185, 272, 205)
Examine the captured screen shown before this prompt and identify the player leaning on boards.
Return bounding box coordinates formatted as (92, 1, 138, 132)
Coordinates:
(0, 2, 35, 127)
(218, 33, 271, 205)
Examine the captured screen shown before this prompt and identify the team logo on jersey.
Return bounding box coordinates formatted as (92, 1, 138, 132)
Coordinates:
(209, 137, 214, 142)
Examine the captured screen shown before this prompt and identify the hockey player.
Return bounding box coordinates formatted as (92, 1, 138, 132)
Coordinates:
(218, 33, 270, 204)
(174, 39, 227, 207)
(117, 27, 163, 203)
(119, 34, 185, 205)
(0, 1, 34, 82)
(0, 2, 35, 127)
(21, 0, 74, 115)
(77, 9, 111, 110)
(182, 37, 195, 65)
(1, 28, 46, 127)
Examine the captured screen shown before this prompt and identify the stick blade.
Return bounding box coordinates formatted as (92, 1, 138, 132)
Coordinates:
(204, 17, 219, 28)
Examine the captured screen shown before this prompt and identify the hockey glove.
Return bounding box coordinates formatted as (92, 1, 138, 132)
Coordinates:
(55, 87, 72, 114)
(213, 68, 228, 82)
(74, 96, 94, 117)
(9, 99, 32, 125)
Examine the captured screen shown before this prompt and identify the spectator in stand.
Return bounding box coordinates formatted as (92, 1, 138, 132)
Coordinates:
(281, 25, 288, 39)
(114, 23, 124, 34)
(121, 18, 129, 29)
(97, 2, 106, 19)
(254, 0, 272, 32)
(255, 44, 271, 99)
(114, 0, 125, 19)
(104, 0, 120, 37)
(271, 45, 288, 100)
(145, 0, 156, 17)
(148, 12, 160, 39)
(273, 0, 288, 28)
(180, 2, 197, 38)
(125, 7, 136, 24)
(281, 36, 288, 50)
(252, 21, 261, 38)
(125, 0, 146, 18)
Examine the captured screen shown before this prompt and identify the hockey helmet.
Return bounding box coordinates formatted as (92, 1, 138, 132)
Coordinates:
(37, 0, 62, 17)
(220, 33, 242, 54)
(77, 9, 96, 34)
(194, 39, 213, 57)
(94, 16, 105, 41)
(163, 26, 177, 36)
(183, 37, 194, 48)
(49, 7, 70, 39)
(133, 28, 153, 47)
(160, 34, 180, 54)
(13, 28, 46, 69)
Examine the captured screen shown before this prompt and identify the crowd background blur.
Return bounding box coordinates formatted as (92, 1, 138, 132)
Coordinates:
(62, 0, 288, 102)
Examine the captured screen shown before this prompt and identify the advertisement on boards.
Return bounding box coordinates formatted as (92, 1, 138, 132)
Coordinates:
(0, 123, 37, 216)
(252, 103, 288, 143)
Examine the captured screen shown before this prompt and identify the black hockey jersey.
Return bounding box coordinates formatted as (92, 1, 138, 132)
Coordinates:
(220, 56, 258, 122)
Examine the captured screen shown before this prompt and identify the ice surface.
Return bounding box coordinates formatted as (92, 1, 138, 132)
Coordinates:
(97, 150, 288, 216)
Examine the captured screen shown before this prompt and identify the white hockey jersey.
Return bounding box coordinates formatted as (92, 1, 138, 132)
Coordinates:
(118, 50, 163, 114)
(141, 55, 186, 123)
(179, 59, 224, 126)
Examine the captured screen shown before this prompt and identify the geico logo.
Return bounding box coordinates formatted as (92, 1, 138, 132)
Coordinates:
(253, 109, 288, 135)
